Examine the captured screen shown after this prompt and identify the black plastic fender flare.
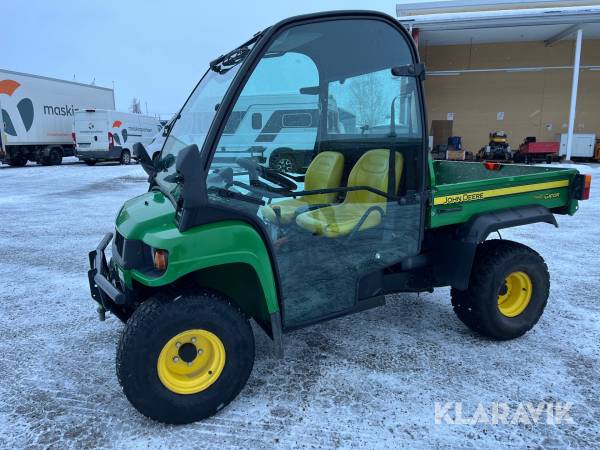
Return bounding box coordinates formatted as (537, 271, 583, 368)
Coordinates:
(430, 205, 557, 290)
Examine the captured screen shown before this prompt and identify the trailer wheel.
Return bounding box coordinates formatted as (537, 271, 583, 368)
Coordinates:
(450, 239, 549, 340)
(116, 291, 255, 424)
(120, 149, 131, 165)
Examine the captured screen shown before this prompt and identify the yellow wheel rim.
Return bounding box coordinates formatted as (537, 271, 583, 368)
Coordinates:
(157, 329, 226, 395)
(497, 271, 533, 317)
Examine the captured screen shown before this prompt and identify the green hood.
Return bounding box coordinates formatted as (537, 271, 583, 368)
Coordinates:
(116, 191, 176, 241)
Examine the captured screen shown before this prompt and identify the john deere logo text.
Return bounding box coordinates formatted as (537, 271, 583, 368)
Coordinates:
(439, 192, 485, 205)
(0, 79, 34, 136)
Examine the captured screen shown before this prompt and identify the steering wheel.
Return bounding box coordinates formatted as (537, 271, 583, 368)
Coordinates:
(235, 158, 297, 191)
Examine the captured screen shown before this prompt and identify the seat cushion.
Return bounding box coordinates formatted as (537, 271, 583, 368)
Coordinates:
(295, 202, 384, 237)
(260, 198, 308, 224)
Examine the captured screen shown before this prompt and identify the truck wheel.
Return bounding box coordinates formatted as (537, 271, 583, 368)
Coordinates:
(116, 291, 255, 424)
(120, 149, 131, 165)
(8, 155, 27, 167)
(85, 160, 97, 166)
(450, 240, 549, 340)
(49, 148, 62, 165)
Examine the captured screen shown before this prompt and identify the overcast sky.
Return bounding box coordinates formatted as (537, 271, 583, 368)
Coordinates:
(2, 0, 434, 118)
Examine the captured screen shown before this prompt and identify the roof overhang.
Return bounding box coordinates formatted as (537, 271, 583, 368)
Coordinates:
(396, 2, 600, 44)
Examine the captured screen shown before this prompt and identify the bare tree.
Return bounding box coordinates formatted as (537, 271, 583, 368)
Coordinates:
(348, 73, 386, 129)
(130, 98, 142, 114)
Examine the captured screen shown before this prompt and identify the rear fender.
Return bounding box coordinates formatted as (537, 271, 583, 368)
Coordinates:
(429, 205, 556, 290)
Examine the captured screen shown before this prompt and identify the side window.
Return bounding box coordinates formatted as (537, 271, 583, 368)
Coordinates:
(328, 69, 421, 138)
(282, 113, 312, 128)
(251, 113, 262, 130)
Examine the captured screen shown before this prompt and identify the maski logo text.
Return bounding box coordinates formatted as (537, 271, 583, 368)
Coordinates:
(43, 104, 75, 116)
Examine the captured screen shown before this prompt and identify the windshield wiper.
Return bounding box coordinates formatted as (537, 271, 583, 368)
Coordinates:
(210, 31, 264, 74)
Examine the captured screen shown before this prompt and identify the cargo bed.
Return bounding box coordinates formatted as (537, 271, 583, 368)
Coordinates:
(429, 160, 580, 228)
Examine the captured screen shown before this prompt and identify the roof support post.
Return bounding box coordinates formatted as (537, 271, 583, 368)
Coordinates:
(566, 28, 583, 161)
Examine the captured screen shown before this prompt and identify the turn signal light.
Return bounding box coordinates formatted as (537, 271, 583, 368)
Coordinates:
(153, 249, 168, 271)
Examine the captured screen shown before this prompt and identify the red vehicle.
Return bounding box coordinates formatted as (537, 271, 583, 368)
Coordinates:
(514, 138, 559, 164)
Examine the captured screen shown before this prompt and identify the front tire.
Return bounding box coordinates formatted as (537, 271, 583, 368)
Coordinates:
(116, 291, 255, 424)
(451, 240, 550, 340)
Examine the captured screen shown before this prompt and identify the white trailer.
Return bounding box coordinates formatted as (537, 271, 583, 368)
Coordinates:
(0, 69, 114, 166)
(558, 133, 597, 159)
(74, 110, 161, 165)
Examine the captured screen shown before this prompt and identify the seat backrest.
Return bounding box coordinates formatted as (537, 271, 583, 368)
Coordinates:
(304, 151, 344, 204)
(345, 149, 404, 204)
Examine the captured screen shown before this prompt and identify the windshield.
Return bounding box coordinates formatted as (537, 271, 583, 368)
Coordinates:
(155, 53, 248, 193)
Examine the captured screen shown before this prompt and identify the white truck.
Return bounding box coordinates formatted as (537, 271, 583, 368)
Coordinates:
(0, 69, 114, 166)
(74, 110, 161, 165)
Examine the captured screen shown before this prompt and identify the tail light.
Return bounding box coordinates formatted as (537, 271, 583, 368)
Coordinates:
(572, 174, 592, 200)
(71, 132, 76, 143)
(484, 162, 502, 171)
(108, 132, 114, 149)
(581, 174, 592, 200)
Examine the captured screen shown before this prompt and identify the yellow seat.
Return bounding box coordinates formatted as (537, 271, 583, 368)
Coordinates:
(296, 149, 403, 237)
(260, 151, 344, 224)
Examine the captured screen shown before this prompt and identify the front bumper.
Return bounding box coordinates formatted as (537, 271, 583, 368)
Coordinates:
(77, 148, 123, 160)
(88, 233, 129, 320)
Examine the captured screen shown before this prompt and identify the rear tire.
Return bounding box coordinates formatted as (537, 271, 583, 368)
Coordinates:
(120, 149, 131, 165)
(84, 160, 97, 166)
(451, 240, 549, 340)
(116, 291, 255, 424)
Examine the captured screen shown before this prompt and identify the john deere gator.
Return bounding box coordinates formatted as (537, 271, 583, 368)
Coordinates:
(87, 11, 592, 424)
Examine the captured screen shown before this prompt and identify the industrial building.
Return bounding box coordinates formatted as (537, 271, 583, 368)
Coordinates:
(397, 0, 600, 160)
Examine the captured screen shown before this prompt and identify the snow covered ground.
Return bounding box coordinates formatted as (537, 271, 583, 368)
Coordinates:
(0, 158, 599, 449)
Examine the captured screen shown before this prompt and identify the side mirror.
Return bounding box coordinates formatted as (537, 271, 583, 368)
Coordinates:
(175, 144, 205, 208)
(133, 143, 154, 176)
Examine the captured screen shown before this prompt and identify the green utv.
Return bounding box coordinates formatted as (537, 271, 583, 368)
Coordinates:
(88, 11, 592, 424)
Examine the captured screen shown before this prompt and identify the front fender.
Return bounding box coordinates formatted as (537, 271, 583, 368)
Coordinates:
(129, 220, 279, 315)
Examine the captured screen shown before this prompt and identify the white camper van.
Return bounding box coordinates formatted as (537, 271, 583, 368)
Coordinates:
(74, 110, 160, 165)
(0, 69, 114, 166)
(206, 94, 354, 172)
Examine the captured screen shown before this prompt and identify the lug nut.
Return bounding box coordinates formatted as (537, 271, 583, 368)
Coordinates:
(191, 337, 196, 343)
(173, 356, 179, 363)
(176, 342, 181, 348)
(197, 349, 203, 355)
(187, 362, 193, 367)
